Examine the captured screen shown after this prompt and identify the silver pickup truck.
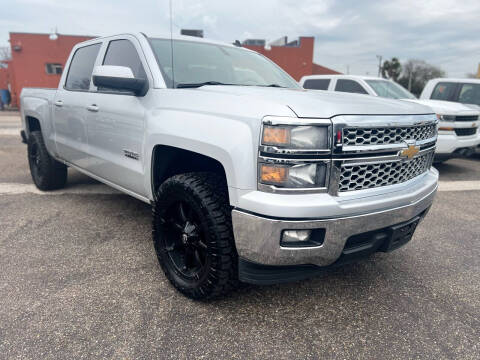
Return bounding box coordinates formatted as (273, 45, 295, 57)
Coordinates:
(21, 33, 438, 299)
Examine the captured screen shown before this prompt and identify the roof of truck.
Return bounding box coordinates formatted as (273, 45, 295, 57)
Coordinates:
(77, 32, 239, 49)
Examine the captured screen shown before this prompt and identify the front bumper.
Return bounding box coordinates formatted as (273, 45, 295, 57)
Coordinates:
(239, 209, 427, 284)
(436, 132, 480, 154)
(232, 171, 437, 268)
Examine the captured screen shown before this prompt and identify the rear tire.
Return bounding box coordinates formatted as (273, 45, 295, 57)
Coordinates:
(152, 172, 238, 300)
(27, 131, 67, 190)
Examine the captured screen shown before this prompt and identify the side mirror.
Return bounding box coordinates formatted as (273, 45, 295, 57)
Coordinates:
(92, 65, 148, 96)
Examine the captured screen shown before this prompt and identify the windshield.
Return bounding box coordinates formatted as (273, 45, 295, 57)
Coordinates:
(365, 80, 416, 99)
(148, 38, 300, 89)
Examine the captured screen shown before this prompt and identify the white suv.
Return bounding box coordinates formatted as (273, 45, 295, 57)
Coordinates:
(300, 75, 480, 162)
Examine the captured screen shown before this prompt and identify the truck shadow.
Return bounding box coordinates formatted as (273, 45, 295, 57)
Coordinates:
(434, 156, 480, 181)
(66, 169, 103, 187)
(225, 256, 401, 301)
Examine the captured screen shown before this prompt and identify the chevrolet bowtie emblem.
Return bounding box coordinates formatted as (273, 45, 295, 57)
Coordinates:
(401, 145, 420, 160)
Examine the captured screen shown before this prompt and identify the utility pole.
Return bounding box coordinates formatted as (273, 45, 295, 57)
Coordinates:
(376, 55, 382, 77)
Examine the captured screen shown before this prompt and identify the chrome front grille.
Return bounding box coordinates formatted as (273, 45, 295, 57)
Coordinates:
(338, 150, 435, 192)
(343, 123, 437, 146)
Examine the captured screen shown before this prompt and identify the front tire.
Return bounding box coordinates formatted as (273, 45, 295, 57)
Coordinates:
(27, 131, 67, 190)
(152, 172, 238, 300)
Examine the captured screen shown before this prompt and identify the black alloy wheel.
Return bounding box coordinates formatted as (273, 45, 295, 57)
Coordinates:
(161, 200, 209, 281)
(28, 141, 42, 180)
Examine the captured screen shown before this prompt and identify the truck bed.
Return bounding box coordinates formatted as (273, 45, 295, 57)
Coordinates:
(20, 88, 57, 141)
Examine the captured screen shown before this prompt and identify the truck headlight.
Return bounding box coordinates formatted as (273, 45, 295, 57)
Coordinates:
(259, 162, 327, 188)
(436, 114, 455, 122)
(258, 119, 331, 192)
(262, 125, 329, 150)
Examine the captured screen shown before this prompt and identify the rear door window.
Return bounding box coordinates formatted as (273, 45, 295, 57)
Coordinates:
(303, 79, 330, 90)
(335, 79, 368, 94)
(65, 43, 101, 91)
(457, 83, 480, 106)
(430, 82, 457, 101)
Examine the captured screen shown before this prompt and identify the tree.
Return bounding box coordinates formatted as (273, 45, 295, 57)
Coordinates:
(381, 57, 402, 81)
(398, 59, 445, 97)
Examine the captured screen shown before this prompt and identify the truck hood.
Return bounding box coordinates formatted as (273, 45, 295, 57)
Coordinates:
(462, 103, 480, 111)
(198, 86, 433, 118)
(403, 99, 480, 116)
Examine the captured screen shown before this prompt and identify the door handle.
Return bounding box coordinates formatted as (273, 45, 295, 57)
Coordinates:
(54, 100, 63, 107)
(86, 104, 99, 112)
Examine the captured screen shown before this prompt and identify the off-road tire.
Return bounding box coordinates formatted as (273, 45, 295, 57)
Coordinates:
(27, 131, 67, 190)
(152, 172, 238, 300)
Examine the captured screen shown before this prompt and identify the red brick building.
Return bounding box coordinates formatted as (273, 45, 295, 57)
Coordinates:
(0, 67, 8, 89)
(6, 32, 94, 107)
(242, 36, 341, 81)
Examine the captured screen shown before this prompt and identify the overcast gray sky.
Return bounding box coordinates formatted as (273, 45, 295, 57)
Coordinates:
(1, 0, 479, 77)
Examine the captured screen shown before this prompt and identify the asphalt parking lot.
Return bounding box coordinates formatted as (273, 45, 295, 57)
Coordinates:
(0, 112, 479, 360)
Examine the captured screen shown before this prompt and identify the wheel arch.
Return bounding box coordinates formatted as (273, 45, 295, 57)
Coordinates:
(25, 115, 42, 134)
(151, 145, 231, 203)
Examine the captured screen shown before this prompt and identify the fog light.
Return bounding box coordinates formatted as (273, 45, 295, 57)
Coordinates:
(283, 230, 311, 243)
(280, 229, 325, 248)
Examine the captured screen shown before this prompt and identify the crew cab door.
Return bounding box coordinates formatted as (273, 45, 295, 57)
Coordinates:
(53, 43, 102, 167)
(85, 37, 150, 197)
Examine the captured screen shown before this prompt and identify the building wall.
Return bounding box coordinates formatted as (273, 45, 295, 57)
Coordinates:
(243, 37, 315, 81)
(0, 67, 8, 89)
(8, 33, 94, 107)
(312, 63, 341, 75)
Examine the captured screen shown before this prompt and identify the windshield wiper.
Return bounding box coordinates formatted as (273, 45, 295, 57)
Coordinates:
(176, 81, 237, 88)
(256, 84, 287, 88)
(176, 81, 288, 89)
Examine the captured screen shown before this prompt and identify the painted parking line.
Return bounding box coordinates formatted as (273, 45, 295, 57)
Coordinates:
(0, 117, 21, 124)
(438, 180, 480, 192)
(0, 180, 479, 197)
(0, 128, 21, 136)
(0, 183, 121, 196)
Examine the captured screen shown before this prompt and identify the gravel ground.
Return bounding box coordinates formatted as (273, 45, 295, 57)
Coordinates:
(0, 113, 479, 359)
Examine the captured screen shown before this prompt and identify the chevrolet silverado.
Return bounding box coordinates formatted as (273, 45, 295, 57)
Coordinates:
(21, 33, 438, 299)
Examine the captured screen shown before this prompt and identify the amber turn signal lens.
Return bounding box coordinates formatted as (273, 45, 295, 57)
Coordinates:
(260, 165, 287, 185)
(262, 126, 290, 146)
(438, 127, 454, 131)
